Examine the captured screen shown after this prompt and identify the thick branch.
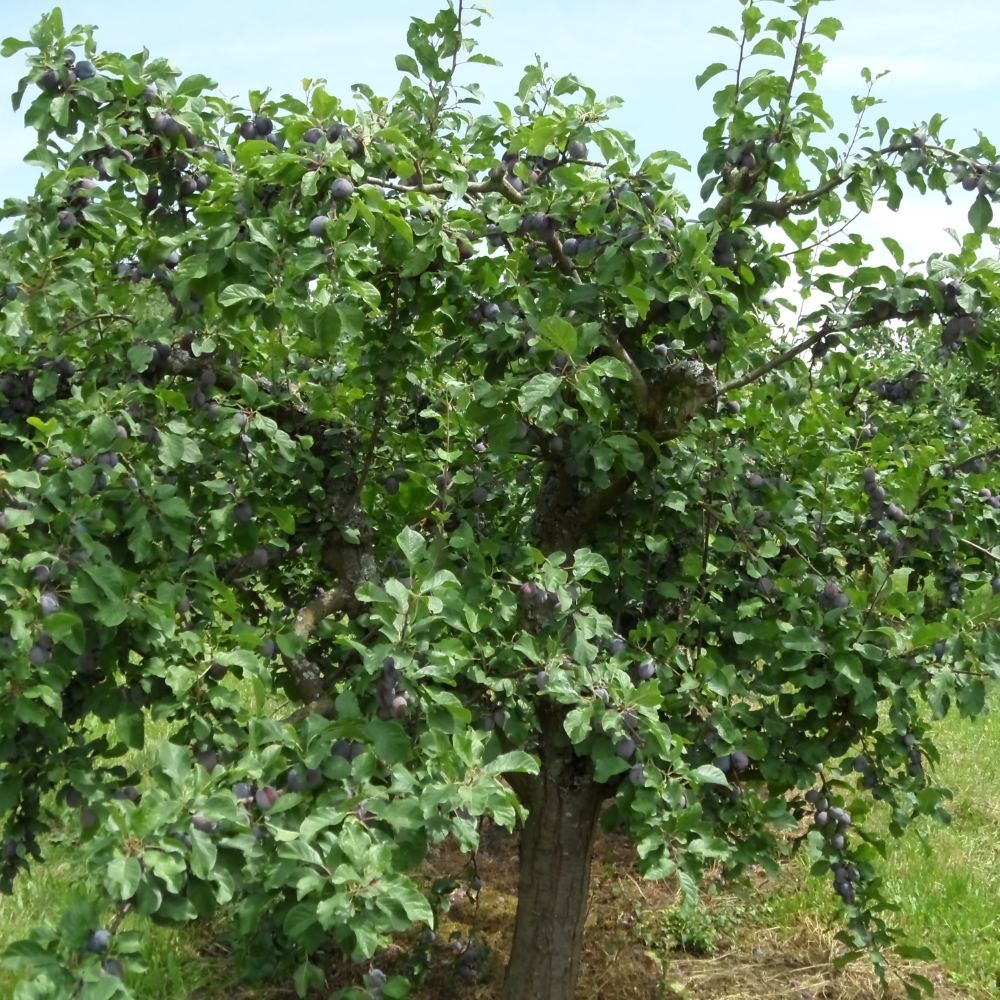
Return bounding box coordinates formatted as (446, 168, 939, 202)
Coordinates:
(603, 328, 650, 415)
(748, 174, 850, 222)
(282, 586, 354, 711)
(543, 231, 581, 282)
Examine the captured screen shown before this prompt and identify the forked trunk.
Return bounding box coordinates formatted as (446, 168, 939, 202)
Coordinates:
(502, 707, 606, 1000)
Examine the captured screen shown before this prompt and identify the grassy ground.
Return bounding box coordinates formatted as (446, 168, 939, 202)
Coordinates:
(3, 702, 1000, 1000)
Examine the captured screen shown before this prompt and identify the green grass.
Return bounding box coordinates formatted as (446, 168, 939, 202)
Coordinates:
(5, 701, 1000, 998)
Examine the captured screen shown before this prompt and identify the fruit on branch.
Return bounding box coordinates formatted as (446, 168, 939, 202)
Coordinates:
(255, 786, 280, 811)
(331, 177, 355, 200)
(86, 930, 111, 953)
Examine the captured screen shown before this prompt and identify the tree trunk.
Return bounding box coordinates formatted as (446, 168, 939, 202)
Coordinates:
(502, 707, 606, 1000)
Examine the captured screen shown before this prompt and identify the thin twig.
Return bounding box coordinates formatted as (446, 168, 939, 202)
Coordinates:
(775, 210, 863, 258)
(714, 329, 828, 398)
(61, 312, 134, 334)
(777, 11, 811, 140)
(959, 537, 1000, 564)
(451, 0, 464, 74)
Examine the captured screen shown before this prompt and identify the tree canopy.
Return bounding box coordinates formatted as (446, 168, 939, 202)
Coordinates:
(2, 2, 1000, 999)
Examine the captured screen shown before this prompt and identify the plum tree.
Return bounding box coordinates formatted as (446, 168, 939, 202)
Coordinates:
(2, 5, 1000, 1000)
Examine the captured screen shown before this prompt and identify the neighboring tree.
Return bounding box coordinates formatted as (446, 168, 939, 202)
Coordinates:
(3, 2, 1000, 998)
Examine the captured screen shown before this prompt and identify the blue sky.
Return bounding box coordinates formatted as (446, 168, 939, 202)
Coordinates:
(0, 0, 997, 264)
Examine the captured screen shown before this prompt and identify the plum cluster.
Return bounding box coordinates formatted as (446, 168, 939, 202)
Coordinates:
(0, 357, 75, 423)
(898, 732, 923, 776)
(830, 861, 860, 906)
(817, 580, 849, 611)
(374, 657, 409, 718)
(301, 121, 366, 160)
(714, 750, 750, 774)
(868, 369, 929, 405)
(284, 764, 324, 793)
(34, 47, 97, 94)
(712, 230, 749, 273)
(950, 163, 1000, 200)
(862, 466, 908, 536)
(450, 937, 490, 984)
(805, 788, 853, 860)
(934, 279, 982, 357)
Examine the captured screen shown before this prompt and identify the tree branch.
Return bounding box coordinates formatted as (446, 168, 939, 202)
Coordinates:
(959, 538, 1000, 565)
(603, 327, 651, 415)
(748, 173, 850, 222)
(60, 312, 134, 335)
(777, 11, 811, 140)
(543, 231, 581, 282)
(365, 172, 526, 207)
(714, 329, 828, 398)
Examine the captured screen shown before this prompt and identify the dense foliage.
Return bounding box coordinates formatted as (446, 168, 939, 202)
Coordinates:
(2, 2, 1000, 998)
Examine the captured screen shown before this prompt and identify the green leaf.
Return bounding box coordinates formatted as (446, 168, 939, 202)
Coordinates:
(895, 945, 935, 962)
(969, 195, 993, 235)
(538, 316, 577, 355)
(695, 62, 728, 91)
(0, 37, 32, 58)
(750, 38, 784, 58)
(690, 764, 730, 786)
(105, 856, 142, 901)
(397, 526, 425, 564)
(363, 720, 412, 763)
(482, 751, 539, 776)
(572, 548, 610, 579)
(116, 703, 145, 750)
(218, 283, 267, 307)
(708, 26, 739, 42)
(519, 373, 562, 413)
(882, 237, 904, 266)
(812, 17, 844, 40)
(395, 54, 420, 77)
(4, 470, 39, 489)
(189, 828, 217, 881)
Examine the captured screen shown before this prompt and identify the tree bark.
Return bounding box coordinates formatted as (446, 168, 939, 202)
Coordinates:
(502, 708, 606, 1000)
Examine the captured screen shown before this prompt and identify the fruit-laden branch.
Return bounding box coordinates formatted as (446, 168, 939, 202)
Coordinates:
(544, 231, 582, 282)
(714, 302, 936, 400)
(746, 142, 921, 223)
(365, 171, 526, 206)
